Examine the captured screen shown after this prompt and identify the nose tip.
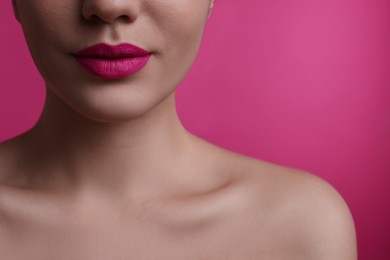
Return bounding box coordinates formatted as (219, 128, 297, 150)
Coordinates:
(82, 0, 140, 24)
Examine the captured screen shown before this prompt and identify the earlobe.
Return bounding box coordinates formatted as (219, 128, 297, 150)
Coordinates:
(12, 0, 21, 23)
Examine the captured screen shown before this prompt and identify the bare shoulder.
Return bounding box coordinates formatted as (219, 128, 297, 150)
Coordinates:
(234, 156, 357, 260)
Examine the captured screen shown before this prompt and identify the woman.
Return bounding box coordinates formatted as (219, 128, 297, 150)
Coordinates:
(0, 0, 357, 259)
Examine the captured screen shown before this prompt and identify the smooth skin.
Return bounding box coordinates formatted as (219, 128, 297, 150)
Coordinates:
(0, 0, 357, 259)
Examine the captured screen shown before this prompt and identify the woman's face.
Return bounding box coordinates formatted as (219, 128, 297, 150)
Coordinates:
(12, 0, 214, 122)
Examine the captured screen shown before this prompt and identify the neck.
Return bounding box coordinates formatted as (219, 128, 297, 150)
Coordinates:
(20, 88, 201, 200)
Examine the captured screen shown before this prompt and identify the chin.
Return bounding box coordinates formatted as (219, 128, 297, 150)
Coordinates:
(45, 81, 172, 124)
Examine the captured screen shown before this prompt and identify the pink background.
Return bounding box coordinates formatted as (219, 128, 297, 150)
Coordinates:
(1, 0, 389, 259)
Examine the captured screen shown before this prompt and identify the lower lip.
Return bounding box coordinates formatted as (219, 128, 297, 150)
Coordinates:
(73, 55, 151, 79)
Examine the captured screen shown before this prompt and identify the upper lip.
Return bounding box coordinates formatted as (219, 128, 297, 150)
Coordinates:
(73, 43, 150, 59)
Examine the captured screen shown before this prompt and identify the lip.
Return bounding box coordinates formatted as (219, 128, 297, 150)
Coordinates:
(72, 43, 151, 79)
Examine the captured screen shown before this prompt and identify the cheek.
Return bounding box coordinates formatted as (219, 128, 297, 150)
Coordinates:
(16, 1, 77, 78)
(147, 0, 209, 61)
(17, 1, 74, 49)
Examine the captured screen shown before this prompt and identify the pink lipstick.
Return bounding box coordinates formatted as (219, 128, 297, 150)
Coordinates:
(73, 43, 151, 79)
